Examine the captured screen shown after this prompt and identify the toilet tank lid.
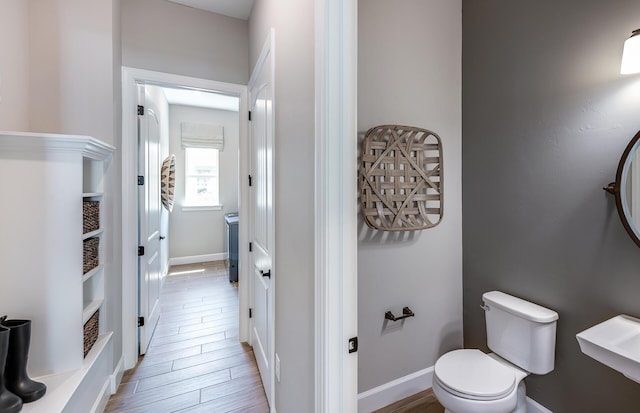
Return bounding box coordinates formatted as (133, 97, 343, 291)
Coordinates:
(483, 291, 558, 323)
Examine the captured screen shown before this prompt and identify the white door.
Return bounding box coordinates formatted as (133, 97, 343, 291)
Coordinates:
(249, 32, 275, 406)
(138, 85, 162, 354)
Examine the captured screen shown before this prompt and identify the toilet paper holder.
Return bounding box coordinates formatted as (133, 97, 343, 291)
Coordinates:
(385, 307, 415, 322)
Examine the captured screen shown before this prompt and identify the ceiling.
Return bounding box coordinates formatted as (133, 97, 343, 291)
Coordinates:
(162, 87, 239, 112)
(166, 0, 255, 20)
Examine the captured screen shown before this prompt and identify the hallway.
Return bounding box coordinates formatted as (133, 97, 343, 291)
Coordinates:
(106, 261, 268, 413)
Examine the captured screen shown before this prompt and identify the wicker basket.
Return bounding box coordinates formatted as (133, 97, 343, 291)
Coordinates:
(83, 237, 99, 274)
(83, 201, 100, 234)
(83, 309, 99, 357)
(360, 125, 444, 231)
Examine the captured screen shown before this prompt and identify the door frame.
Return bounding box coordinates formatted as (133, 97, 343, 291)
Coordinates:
(314, 0, 358, 411)
(121, 67, 249, 369)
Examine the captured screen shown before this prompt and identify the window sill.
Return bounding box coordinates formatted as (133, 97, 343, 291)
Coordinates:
(181, 205, 223, 212)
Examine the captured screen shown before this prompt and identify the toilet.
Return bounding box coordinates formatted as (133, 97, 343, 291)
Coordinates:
(432, 291, 558, 413)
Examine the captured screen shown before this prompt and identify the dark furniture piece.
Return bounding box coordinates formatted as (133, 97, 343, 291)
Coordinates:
(225, 213, 239, 282)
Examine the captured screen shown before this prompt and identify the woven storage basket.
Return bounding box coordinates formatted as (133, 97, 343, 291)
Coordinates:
(83, 237, 99, 274)
(360, 125, 443, 231)
(82, 200, 100, 234)
(83, 309, 99, 357)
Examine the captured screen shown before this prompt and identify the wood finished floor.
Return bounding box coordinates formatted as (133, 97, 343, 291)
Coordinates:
(373, 389, 444, 413)
(106, 261, 269, 413)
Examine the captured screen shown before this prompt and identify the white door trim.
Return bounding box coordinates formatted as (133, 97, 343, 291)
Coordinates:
(121, 67, 249, 369)
(314, 0, 358, 412)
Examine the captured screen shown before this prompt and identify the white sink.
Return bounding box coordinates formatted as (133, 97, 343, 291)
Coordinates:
(576, 314, 640, 383)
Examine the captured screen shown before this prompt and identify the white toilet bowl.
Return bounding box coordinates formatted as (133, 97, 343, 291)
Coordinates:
(431, 349, 528, 413)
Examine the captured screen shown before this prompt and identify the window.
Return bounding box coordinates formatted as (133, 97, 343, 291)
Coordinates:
(184, 147, 219, 207)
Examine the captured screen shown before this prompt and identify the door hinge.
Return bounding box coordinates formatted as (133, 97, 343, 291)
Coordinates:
(248, 111, 252, 121)
(138, 175, 144, 186)
(249, 308, 253, 318)
(138, 317, 145, 327)
(138, 246, 145, 256)
(137, 105, 144, 116)
(348, 337, 358, 353)
(248, 175, 252, 187)
(249, 242, 253, 252)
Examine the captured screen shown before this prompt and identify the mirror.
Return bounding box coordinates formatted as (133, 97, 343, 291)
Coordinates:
(605, 130, 640, 248)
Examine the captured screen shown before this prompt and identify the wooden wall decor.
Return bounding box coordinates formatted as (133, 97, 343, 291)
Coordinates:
(161, 154, 176, 212)
(360, 125, 443, 231)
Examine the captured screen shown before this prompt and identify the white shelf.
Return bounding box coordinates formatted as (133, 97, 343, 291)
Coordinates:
(0, 132, 114, 412)
(21, 332, 113, 413)
(82, 265, 104, 283)
(82, 228, 103, 240)
(82, 299, 104, 324)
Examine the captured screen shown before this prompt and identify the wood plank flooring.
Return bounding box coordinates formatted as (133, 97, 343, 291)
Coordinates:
(106, 261, 269, 413)
(373, 389, 444, 413)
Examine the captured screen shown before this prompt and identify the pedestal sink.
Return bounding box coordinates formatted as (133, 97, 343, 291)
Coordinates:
(576, 315, 640, 383)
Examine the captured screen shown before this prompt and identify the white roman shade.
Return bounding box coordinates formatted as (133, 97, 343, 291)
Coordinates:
(181, 122, 224, 150)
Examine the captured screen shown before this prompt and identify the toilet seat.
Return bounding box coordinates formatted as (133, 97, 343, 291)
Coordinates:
(434, 349, 516, 401)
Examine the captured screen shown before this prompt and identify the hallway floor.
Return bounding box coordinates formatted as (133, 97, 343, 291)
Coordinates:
(106, 261, 269, 413)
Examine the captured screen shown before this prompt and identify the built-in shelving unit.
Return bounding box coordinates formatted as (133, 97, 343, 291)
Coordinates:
(0, 132, 116, 413)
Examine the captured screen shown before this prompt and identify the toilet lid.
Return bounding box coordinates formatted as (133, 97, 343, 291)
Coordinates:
(434, 349, 516, 401)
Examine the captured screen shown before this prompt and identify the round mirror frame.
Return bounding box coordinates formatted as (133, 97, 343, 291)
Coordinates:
(605, 129, 640, 248)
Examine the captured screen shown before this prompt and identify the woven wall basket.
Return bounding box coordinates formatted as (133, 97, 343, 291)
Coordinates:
(360, 125, 443, 231)
(161, 154, 176, 212)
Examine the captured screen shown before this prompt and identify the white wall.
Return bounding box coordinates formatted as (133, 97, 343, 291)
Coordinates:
(249, 1, 316, 411)
(358, 0, 463, 393)
(121, 0, 249, 85)
(0, 0, 29, 131)
(168, 105, 240, 260)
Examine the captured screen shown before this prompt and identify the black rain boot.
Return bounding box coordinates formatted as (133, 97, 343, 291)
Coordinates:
(0, 317, 46, 403)
(0, 326, 22, 412)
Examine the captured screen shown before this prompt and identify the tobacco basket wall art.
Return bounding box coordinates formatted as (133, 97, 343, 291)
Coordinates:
(161, 154, 176, 212)
(360, 125, 443, 231)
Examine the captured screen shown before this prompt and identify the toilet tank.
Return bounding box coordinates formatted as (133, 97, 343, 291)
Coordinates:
(483, 291, 559, 375)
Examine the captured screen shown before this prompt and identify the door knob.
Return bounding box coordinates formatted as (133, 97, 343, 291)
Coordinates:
(260, 269, 271, 279)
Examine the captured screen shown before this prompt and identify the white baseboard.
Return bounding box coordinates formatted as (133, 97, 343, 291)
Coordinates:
(526, 396, 553, 413)
(90, 378, 112, 413)
(169, 253, 227, 266)
(357, 367, 433, 413)
(110, 356, 124, 394)
(356, 367, 552, 413)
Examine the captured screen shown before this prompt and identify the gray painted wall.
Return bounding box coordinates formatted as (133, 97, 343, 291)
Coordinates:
(249, 0, 315, 411)
(463, 1, 640, 411)
(358, 0, 463, 393)
(0, 0, 29, 131)
(121, 0, 249, 85)
(168, 104, 240, 259)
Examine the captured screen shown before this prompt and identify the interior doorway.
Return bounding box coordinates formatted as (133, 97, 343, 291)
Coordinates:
(138, 83, 242, 356)
(122, 67, 250, 373)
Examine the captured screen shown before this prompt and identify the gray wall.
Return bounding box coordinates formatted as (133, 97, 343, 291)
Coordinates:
(121, 0, 249, 85)
(358, 0, 463, 392)
(168, 104, 240, 259)
(249, 0, 315, 411)
(0, 0, 29, 130)
(463, 1, 640, 411)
